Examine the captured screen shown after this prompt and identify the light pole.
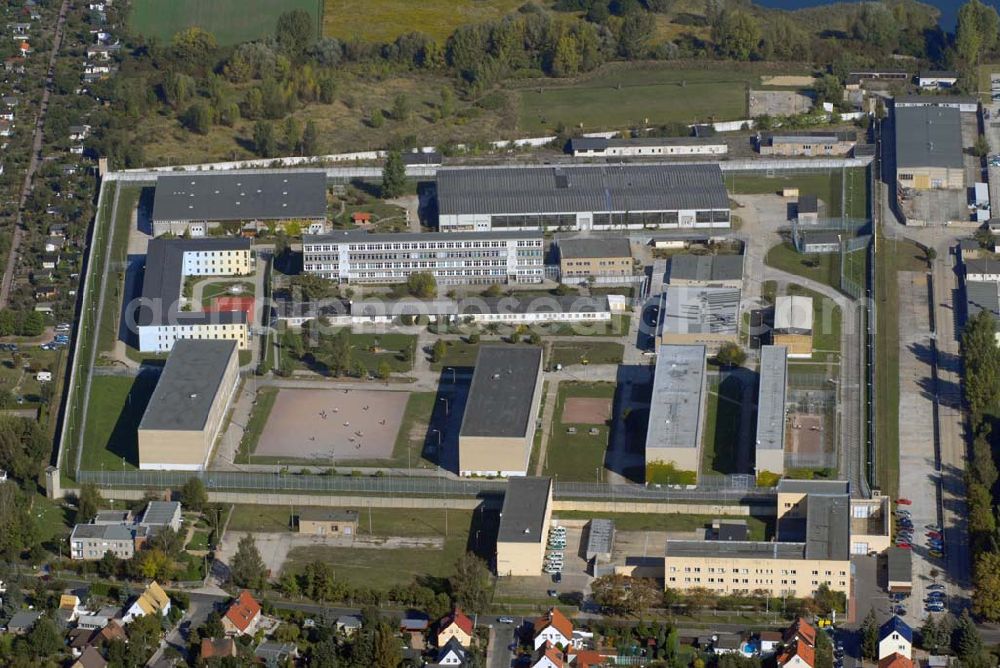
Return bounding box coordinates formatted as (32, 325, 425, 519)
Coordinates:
(431, 429, 442, 449)
(446, 367, 456, 384)
(440, 397, 449, 416)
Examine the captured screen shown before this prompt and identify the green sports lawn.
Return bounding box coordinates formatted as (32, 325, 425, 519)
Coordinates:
(129, 0, 320, 45)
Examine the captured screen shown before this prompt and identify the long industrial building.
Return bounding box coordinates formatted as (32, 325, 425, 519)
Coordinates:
(136, 238, 253, 353)
(150, 171, 328, 237)
(496, 476, 553, 576)
(137, 340, 240, 471)
(458, 346, 544, 477)
(436, 164, 730, 232)
(755, 345, 788, 476)
(894, 106, 964, 190)
(657, 286, 741, 353)
(301, 230, 544, 285)
(644, 345, 707, 478)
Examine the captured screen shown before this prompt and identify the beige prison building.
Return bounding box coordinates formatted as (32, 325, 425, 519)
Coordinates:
(664, 480, 891, 599)
(894, 106, 964, 191)
(495, 476, 553, 576)
(297, 508, 359, 536)
(137, 339, 240, 470)
(458, 346, 543, 477)
(557, 237, 633, 280)
(757, 131, 857, 157)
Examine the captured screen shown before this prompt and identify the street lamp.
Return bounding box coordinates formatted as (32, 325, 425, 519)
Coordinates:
(431, 429, 442, 448)
(446, 367, 456, 384)
(440, 397, 449, 416)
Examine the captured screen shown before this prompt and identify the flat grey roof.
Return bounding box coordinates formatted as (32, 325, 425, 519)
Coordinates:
(920, 70, 959, 78)
(497, 476, 551, 543)
(436, 164, 730, 216)
(894, 106, 964, 169)
(805, 493, 850, 560)
(966, 281, 1000, 329)
(774, 295, 814, 333)
(666, 539, 806, 560)
(646, 345, 706, 451)
(299, 508, 359, 522)
(151, 171, 327, 223)
(93, 510, 131, 524)
(668, 254, 744, 283)
(303, 229, 543, 245)
(7, 610, 41, 629)
(659, 286, 741, 335)
(138, 237, 251, 327)
(585, 519, 615, 555)
(570, 136, 721, 151)
(71, 523, 133, 540)
(964, 258, 1000, 275)
(798, 195, 818, 213)
(887, 546, 913, 583)
(459, 295, 609, 316)
(756, 345, 788, 452)
(895, 94, 978, 105)
(141, 501, 181, 525)
(768, 131, 856, 144)
(801, 230, 841, 246)
(138, 340, 236, 432)
(777, 479, 851, 495)
(460, 346, 543, 439)
(558, 237, 632, 260)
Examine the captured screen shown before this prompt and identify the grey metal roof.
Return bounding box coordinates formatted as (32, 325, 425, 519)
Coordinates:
(665, 539, 806, 560)
(558, 237, 632, 260)
(151, 171, 327, 223)
(887, 546, 912, 583)
(659, 286, 741, 335)
(138, 340, 237, 432)
(964, 258, 1000, 275)
(774, 295, 813, 333)
(804, 492, 850, 560)
(401, 150, 442, 166)
(768, 131, 856, 145)
(570, 136, 720, 152)
(298, 508, 359, 522)
(497, 476, 551, 543)
(646, 345, 706, 451)
(585, 518, 615, 556)
(966, 281, 1000, 329)
(801, 231, 841, 246)
(7, 610, 41, 630)
(798, 194, 818, 214)
(93, 510, 131, 524)
(713, 519, 749, 541)
(756, 345, 788, 452)
(141, 501, 181, 526)
(352, 299, 458, 317)
(920, 70, 959, 78)
(303, 229, 542, 245)
(894, 106, 964, 169)
(138, 237, 251, 327)
(776, 479, 850, 495)
(459, 295, 609, 316)
(668, 254, 744, 283)
(460, 346, 543, 439)
(895, 94, 978, 106)
(959, 238, 980, 250)
(436, 164, 729, 216)
(70, 523, 133, 540)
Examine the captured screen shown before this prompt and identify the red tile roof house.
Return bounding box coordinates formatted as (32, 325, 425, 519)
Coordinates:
(778, 641, 816, 668)
(436, 608, 475, 647)
(201, 637, 237, 660)
(533, 642, 566, 668)
(221, 591, 262, 636)
(783, 618, 817, 647)
(879, 655, 913, 668)
(534, 608, 574, 650)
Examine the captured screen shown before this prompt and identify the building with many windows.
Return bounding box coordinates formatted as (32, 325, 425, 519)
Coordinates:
(757, 131, 857, 157)
(556, 237, 633, 280)
(568, 136, 728, 158)
(136, 238, 252, 352)
(436, 164, 730, 232)
(302, 230, 544, 285)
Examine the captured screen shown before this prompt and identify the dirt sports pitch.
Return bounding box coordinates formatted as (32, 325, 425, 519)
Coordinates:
(562, 397, 613, 425)
(786, 413, 824, 458)
(255, 389, 407, 461)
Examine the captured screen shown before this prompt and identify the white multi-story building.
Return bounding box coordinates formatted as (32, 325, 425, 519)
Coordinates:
(136, 238, 253, 352)
(302, 230, 544, 285)
(436, 164, 731, 233)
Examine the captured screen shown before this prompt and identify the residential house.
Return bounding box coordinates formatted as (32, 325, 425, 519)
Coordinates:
(435, 637, 467, 666)
(783, 618, 817, 648)
(714, 635, 743, 655)
(70, 523, 134, 560)
(336, 615, 362, 636)
(778, 642, 815, 668)
(123, 581, 170, 623)
(44, 236, 64, 252)
(60, 594, 82, 621)
(96, 620, 126, 645)
(534, 608, 574, 650)
(879, 617, 913, 661)
(879, 656, 913, 668)
(69, 125, 91, 141)
(222, 590, 261, 636)
(760, 631, 782, 656)
(436, 608, 474, 648)
(68, 627, 99, 656)
(401, 615, 430, 633)
(200, 638, 237, 661)
(255, 641, 298, 668)
(77, 614, 110, 631)
(0, 119, 13, 137)
(0, 107, 13, 122)
(6, 610, 41, 634)
(566, 648, 606, 668)
(41, 253, 59, 269)
(72, 647, 108, 668)
(5, 57, 26, 73)
(140, 501, 182, 532)
(533, 642, 566, 668)
(18, 41, 30, 56)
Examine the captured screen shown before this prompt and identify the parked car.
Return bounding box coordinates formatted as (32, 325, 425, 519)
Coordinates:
(925, 524, 941, 532)
(929, 550, 944, 558)
(926, 531, 942, 539)
(552, 572, 562, 583)
(928, 584, 946, 591)
(894, 606, 908, 616)
(497, 617, 514, 624)
(547, 590, 558, 598)
(896, 542, 912, 549)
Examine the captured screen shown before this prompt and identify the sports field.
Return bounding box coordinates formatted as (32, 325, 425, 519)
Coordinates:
(518, 65, 752, 134)
(323, 0, 524, 42)
(129, 0, 320, 45)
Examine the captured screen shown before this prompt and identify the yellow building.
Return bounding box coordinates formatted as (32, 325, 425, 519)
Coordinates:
(894, 106, 965, 191)
(458, 346, 543, 477)
(297, 508, 359, 536)
(557, 238, 633, 281)
(137, 339, 240, 471)
(496, 477, 553, 576)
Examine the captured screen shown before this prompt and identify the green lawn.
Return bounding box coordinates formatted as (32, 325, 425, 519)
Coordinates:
(281, 329, 417, 376)
(231, 505, 468, 536)
(240, 386, 278, 462)
(553, 511, 770, 540)
(765, 242, 840, 289)
(429, 340, 480, 372)
(81, 375, 157, 471)
(518, 64, 756, 133)
(130, 0, 320, 45)
(543, 381, 615, 482)
(97, 186, 140, 355)
(390, 391, 439, 470)
(186, 530, 210, 551)
(198, 280, 254, 307)
(726, 168, 868, 219)
(787, 284, 842, 358)
(324, 0, 524, 42)
(701, 377, 743, 476)
(229, 504, 294, 532)
(31, 494, 72, 545)
(549, 341, 624, 367)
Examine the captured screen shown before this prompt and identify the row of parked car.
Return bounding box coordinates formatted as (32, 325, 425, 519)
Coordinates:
(543, 525, 566, 578)
(41, 323, 71, 350)
(894, 498, 947, 613)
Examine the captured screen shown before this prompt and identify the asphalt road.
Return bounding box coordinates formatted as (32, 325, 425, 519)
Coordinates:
(487, 617, 517, 668)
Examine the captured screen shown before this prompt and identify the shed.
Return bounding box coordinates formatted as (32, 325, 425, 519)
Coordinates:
(584, 519, 615, 562)
(887, 546, 912, 592)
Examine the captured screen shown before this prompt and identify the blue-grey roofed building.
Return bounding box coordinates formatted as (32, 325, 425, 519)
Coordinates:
(879, 617, 913, 660)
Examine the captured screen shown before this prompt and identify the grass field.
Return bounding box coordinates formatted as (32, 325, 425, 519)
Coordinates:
(280, 329, 416, 376)
(765, 242, 840, 289)
(429, 341, 479, 372)
(97, 186, 140, 355)
(549, 341, 624, 367)
(701, 377, 743, 476)
(198, 280, 254, 307)
(553, 511, 769, 540)
(391, 391, 439, 470)
(81, 375, 156, 471)
(129, 0, 320, 45)
(323, 0, 524, 42)
(238, 386, 278, 463)
(518, 64, 754, 133)
(786, 284, 842, 358)
(726, 168, 868, 220)
(543, 381, 615, 482)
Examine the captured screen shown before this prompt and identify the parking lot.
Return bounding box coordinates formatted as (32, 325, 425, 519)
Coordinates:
(494, 523, 591, 602)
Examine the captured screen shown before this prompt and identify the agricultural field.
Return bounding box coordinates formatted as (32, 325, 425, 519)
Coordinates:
(323, 0, 525, 42)
(129, 0, 321, 45)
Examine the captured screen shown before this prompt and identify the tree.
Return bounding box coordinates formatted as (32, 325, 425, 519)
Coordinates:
(373, 618, 403, 668)
(618, 12, 653, 59)
(181, 477, 208, 512)
(284, 116, 303, 154)
(377, 361, 391, 382)
(303, 119, 319, 155)
(468, 332, 480, 345)
(170, 27, 218, 69)
(851, 2, 899, 50)
(25, 615, 62, 657)
(431, 340, 447, 363)
(957, 0, 1000, 66)
(592, 573, 660, 616)
(392, 93, 410, 122)
(137, 548, 172, 580)
(712, 10, 760, 61)
(276, 9, 315, 58)
(449, 552, 491, 614)
(954, 609, 985, 663)
(182, 102, 213, 134)
(77, 483, 102, 522)
(922, 616, 947, 653)
(252, 120, 277, 158)
(715, 342, 746, 367)
(925, 247, 938, 263)
(406, 271, 437, 298)
(814, 583, 846, 614)
(860, 609, 879, 660)
(973, 552, 1000, 621)
(813, 75, 843, 108)
(815, 627, 834, 668)
(230, 533, 268, 589)
(381, 150, 406, 198)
